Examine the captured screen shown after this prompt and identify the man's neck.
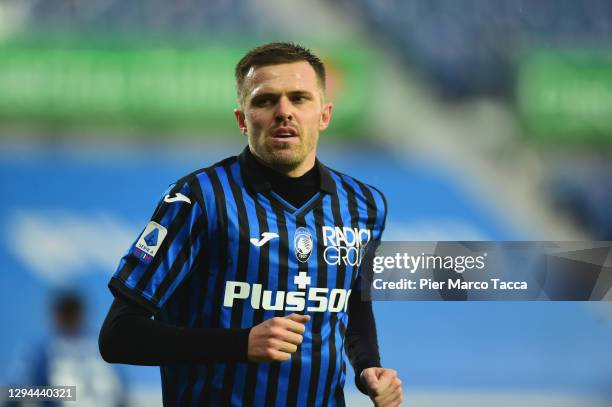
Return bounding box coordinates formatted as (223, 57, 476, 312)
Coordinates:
(244, 147, 320, 208)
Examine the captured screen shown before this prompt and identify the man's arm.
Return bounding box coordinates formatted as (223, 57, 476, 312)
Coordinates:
(98, 295, 250, 365)
(346, 293, 403, 406)
(98, 295, 309, 365)
(345, 292, 381, 394)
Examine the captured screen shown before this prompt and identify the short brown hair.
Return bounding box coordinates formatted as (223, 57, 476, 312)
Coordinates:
(235, 42, 326, 104)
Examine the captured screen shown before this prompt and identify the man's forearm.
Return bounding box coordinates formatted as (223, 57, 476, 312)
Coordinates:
(345, 291, 381, 394)
(98, 296, 250, 365)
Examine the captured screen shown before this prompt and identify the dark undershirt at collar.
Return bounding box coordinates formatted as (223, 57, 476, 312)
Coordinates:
(244, 148, 319, 209)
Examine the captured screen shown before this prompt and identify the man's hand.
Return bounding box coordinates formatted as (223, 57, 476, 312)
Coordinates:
(361, 367, 403, 407)
(248, 313, 310, 362)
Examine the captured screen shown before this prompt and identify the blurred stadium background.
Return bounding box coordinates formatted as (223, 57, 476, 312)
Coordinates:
(1, 0, 611, 406)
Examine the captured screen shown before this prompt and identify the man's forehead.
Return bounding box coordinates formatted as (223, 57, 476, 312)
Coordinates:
(244, 62, 319, 93)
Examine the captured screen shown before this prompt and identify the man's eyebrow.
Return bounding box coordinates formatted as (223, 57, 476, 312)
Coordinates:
(287, 90, 314, 97)
(251, 89, 314, 98)
(251, 91, 278, 98)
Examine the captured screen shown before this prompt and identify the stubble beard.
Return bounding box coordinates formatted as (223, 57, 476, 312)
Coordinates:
(256, 136, 316, 174)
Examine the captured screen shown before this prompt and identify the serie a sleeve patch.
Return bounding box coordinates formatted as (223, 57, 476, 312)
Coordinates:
(131, 221, 168, 264)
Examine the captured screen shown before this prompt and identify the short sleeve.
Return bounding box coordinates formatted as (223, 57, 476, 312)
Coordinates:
(108, 180, 207, 315)
(354, 185, 387, 295)
(372, 186, 387, 241)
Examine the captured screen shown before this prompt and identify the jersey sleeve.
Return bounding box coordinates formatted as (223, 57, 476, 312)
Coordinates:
(353, 185, 387, 291)
(108, 180, 207, 315)
(372, 186, 388, 242)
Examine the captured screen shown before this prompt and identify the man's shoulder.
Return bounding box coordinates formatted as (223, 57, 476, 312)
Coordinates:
(176, 155, 239, 186)
(325, 165, 387, 208)
(169, 155, 237, 189)
(162, 155, 239, 206)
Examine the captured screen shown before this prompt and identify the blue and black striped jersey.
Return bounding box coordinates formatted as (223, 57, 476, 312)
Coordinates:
(108, 147, 387, 407)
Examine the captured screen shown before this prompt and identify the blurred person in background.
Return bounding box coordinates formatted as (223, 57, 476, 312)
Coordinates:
(3, 291, 126, 407)
(99, 42, 402, 406)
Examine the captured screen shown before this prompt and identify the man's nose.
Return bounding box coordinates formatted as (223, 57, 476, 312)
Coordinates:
(275, 96, 293, 122)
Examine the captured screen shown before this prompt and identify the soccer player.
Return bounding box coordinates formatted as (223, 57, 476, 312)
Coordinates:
(99, 42, 403, 407)
(4, 292, 126, 407)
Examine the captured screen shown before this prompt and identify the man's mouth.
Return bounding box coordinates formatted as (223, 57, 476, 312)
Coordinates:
(271, 127, 298, 139)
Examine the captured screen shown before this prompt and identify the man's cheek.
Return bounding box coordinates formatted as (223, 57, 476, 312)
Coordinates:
(247, 111, 267, 126)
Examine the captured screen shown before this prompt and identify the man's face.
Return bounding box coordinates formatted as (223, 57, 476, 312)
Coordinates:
(234, 61, 333, 176)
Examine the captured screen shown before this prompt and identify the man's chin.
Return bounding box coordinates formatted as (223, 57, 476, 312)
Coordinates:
(264, 149, 302, 166)
(268, 157, 302, 169)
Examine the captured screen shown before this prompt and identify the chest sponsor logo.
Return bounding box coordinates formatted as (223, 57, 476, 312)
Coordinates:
(322, 226, 371, 266)
(223, 278, 351, 313)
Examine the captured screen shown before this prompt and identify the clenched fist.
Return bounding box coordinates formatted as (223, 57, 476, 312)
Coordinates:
(248, 313, 310, 362)
(361, 367, 403, 407)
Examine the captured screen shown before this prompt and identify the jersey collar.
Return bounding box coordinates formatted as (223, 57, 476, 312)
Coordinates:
(238, 146, 336, 195)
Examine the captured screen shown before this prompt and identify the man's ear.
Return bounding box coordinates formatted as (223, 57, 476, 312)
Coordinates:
(234, 108, 247, 135)
(319, 102, 333, 131)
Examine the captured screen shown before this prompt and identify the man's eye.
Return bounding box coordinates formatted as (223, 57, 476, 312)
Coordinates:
(253, 97, 274, 106)
(292, 96, 308, 103)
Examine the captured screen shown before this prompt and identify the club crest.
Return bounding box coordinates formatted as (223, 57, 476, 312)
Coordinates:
(294, 227, 313, 263)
